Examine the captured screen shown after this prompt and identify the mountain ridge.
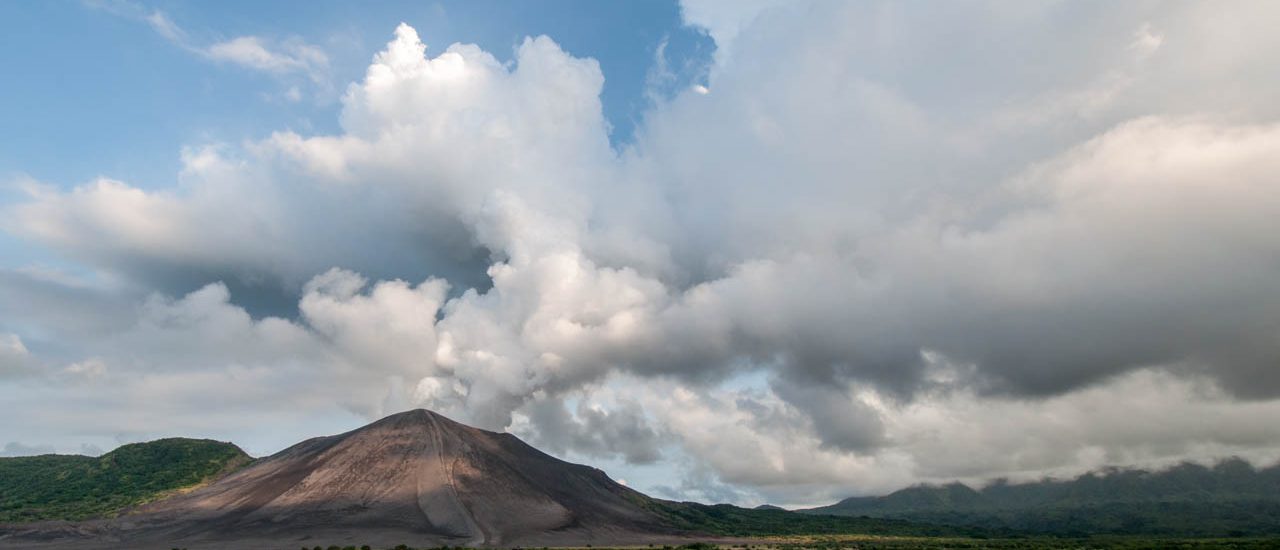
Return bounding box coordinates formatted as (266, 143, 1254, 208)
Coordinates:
(0, 438, 250, 524)
(1, 409, 986, 549)
(802, 457, 1280, 536)
(122, 408, 675, 547)
(2, 409, 967, 549)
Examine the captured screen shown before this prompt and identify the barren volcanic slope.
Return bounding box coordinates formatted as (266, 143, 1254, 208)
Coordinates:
(5, 409, 676, 549)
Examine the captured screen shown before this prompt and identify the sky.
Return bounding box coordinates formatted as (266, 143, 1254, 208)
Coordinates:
(2, 0, 1280, 508)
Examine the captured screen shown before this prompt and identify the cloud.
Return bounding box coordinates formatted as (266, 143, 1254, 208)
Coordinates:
(86, 0, 330, 92)
(633, 367, 1280, 507)
(0, 333, 32, 378)
(204, 36, 329, 83)
(1, 441, 55, 457)
(1130, 23, 1164, 58)
(520, 395, 664, 465)
(143, 10, 185, 43)
(7, 1, 1280, 505)
(300, 268, 448, 384)
(678, 0, 788, 64)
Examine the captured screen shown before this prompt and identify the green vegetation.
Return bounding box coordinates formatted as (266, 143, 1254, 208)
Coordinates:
(291, 540, 1280, 550)
(299, 546, 373, 550)
(614, 478, 992, 538)
(762, 535, 1280, 549)
(645, 500, 996, 538)
(7, 434, 1280, 548)
(0, 437, 251, 522)
(803, 458, 1280, 537)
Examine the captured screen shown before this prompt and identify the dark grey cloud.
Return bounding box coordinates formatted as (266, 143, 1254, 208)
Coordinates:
(771, 378, 884, 453)
(522, 397, 663, 465)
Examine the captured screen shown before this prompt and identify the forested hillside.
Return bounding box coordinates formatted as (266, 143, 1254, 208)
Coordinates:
(0, 438, 250, 522)
(803, 458, 1280, 536)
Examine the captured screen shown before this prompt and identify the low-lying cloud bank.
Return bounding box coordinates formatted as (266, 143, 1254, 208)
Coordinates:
(4, 1, 1280, 505)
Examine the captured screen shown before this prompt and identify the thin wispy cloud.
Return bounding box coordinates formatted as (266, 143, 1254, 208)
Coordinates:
(85, 0, 329, 97)
(204, 36, 329, 83)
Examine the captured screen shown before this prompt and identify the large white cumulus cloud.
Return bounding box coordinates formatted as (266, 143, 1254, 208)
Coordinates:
(5, 1, 1280, 505)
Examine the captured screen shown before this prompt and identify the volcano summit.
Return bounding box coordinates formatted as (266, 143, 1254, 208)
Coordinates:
(4, 409, 677, 549)
(138, 409, 674, 545)
(0, 409, 981, 550)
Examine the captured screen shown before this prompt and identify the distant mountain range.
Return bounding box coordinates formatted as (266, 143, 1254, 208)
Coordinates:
(801, 458, 1280, 537)
(5, 409, 1278, 548)
(0, 409, 972, 549)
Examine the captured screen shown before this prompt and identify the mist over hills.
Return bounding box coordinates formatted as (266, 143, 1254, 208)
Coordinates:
(802, 458, 1280, 537)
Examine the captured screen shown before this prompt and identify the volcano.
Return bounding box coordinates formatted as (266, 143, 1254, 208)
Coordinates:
(11, 409, 678, 549)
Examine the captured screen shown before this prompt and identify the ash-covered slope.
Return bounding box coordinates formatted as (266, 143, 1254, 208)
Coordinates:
(120, 409, 670, 547)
